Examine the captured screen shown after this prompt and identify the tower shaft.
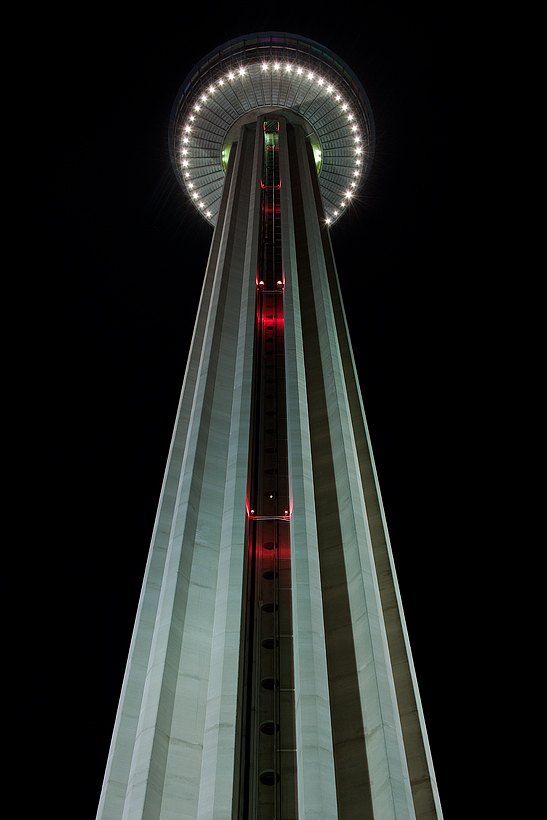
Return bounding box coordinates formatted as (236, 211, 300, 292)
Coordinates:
(97, 115, 441, 820)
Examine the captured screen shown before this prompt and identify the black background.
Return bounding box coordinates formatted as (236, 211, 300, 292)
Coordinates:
(34, 5, 470, 817)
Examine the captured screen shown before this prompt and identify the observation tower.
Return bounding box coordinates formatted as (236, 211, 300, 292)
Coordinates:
(96, 33, 442, 820)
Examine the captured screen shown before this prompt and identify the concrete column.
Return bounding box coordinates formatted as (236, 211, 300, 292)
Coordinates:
(96, 137, 241, 820)
(195, 118, 263, 820)
(289, 124, 416, 820)
(97, 124, 259, 820)
(278, 117, 339, 820)
(319, 225, 443, 820)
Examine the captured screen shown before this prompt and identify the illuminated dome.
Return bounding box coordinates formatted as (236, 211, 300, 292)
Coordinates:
(169, 32, 375, 227)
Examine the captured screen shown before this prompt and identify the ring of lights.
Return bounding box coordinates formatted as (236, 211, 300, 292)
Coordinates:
(169, 33, 375, 227)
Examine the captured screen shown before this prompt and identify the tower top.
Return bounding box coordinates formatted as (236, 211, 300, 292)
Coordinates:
(169, 32, 375, 227)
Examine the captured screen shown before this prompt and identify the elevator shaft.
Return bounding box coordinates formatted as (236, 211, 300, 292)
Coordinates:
(238, 121, 297, 820)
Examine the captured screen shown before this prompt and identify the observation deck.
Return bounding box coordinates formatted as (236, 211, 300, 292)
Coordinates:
(169, 32, 375, 227)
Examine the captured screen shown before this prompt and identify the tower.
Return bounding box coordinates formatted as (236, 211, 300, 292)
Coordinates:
(96, 33, 442, 820)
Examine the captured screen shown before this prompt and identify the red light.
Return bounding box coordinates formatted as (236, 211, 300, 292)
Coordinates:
(250, 509, 255, 514)
(258, 281, 264, 286)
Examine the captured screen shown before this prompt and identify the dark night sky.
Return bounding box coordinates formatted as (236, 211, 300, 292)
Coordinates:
(34, 5, 471, 817)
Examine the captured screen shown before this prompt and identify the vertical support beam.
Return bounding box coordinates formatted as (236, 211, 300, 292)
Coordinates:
(278, 117, 338, 820)
(319, 219, 443, 820)
(96, 142, 242, 820)
(196, 119, 263, 820)
(289, 123, 416, 820)
(97, 123, 260, 820)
